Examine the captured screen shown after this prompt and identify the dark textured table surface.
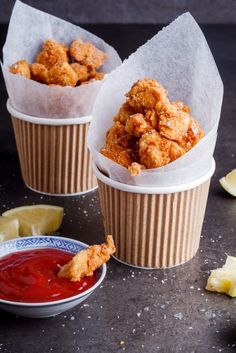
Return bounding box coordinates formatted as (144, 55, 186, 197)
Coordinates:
(0, 24, 236, 353)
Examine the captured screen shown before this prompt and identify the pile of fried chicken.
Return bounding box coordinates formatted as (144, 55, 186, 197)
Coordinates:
(9, 39, 106, 87)
(101, 78, 204, 176)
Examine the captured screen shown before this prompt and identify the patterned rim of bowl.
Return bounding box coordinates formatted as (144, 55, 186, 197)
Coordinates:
(0, 236, 106, 307)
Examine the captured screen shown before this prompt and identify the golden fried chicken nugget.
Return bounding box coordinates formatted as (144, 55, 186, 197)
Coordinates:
(47, 62, 78, 87)
(113, 102, 136, 125)
(180, 117, 205, 151)
(58, 235, 116, 282)
(156, 101, 191, 144)
(30, 63, 48, 83)
(105, 121, 133, 148)
(9, 60, 31, 79)
(70, 63, 89, 82)
(126, 79, 169, 111)
(36, 39, 69, 70)
(70, 39, 107, 69)
(125, 113, 152, 137)
(101, 121, 138, 168)
(139, 131, 185, 169)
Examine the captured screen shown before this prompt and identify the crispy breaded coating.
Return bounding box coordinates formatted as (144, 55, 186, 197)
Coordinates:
(101, 148, 135, 169)
(113, 102, 136, 125)
(145, 110, 159, 129)
(139, 131, 185, 169)
(70, 39, 107, 69)
(9, 60, 31, 79)
(125, 113, 152, 137)
(126, 79, 169, 111)
(58, 235, 116, 282)
(30, 63, 48, 83)
(36, 39, 69, 69)
(180, 117, 205, 151)
(91, 71, 105, 81)
(70, 63, 89, 82)
(172, 101, 191, 113)
(156, 101, 191, 144)
(47, 62, 78, 87)
(79, 69, 105, 85)
(88, 69, 105, 81)
(128, 162, 145, 176)
(101, 121, 138, 168)
(105, 121, 134, 148)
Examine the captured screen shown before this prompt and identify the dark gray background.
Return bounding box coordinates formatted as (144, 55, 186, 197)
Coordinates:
(1, 0, 236, 24)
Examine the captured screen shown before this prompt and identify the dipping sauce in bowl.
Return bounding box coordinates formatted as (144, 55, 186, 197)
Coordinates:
(0, 248, 96, 303)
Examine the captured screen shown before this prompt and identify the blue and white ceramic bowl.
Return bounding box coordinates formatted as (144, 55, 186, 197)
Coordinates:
(0, 236, 106, 318)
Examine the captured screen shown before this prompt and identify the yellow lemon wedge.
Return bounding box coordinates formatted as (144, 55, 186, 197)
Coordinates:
(219, 169, 236, 196)
(2, 205, 64, 236)
(206, 255, 236, 297)
(0, 216, 20, 242)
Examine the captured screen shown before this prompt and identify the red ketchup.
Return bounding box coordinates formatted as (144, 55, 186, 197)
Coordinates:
(0, 249, 96, 303)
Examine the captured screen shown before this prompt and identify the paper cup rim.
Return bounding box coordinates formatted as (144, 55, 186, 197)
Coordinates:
(7, 99, 92, 125)
(93, 158, 215, 194)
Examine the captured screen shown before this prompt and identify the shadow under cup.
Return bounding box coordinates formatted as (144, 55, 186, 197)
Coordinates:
(93, 160, 215, 269)
(7, 100, 97, 196)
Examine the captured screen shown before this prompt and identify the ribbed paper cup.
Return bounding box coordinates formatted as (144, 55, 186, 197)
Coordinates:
(93, 159, 215, 268)
(7, 100, 97, 196)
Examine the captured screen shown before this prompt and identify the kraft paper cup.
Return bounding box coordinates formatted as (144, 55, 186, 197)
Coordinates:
(7, 100, 97, 196)
(93, 159, 215, 269)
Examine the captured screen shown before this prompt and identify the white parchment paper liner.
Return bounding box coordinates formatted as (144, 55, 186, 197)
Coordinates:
(2, 0, 121, 118)
(88, 13, 223, 187)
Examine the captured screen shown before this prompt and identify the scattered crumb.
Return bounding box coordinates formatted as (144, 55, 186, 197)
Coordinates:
(174, 312, 183, 320)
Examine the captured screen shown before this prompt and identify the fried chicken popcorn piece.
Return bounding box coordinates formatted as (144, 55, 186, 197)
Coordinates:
(30, 63, 48, 83)
(47, 62, 78, 87)
(9, 60, 31, 79)
(70, 63, 89, 82)
(125, 113, 152, 137)
(180, 117, 205, 151)
(105, 121, 135, 149)
(156, 101, 191, 144)
(70, 39, 107, 69)
(139, 131, 185, 169)
(36, 39, 69, 70)
(126, 79, 169, 111)
(58, 235, 116, 282)
(113, 102, 136, 125)
(101, 121, 137, 168)
(80, 70, 105, 85)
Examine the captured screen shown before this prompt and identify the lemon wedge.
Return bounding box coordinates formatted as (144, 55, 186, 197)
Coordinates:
(206, 255, 236, 297)
(0, 216, 20, 242)
(2, 205, 64, 236)
(219, 169, 236, 196)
